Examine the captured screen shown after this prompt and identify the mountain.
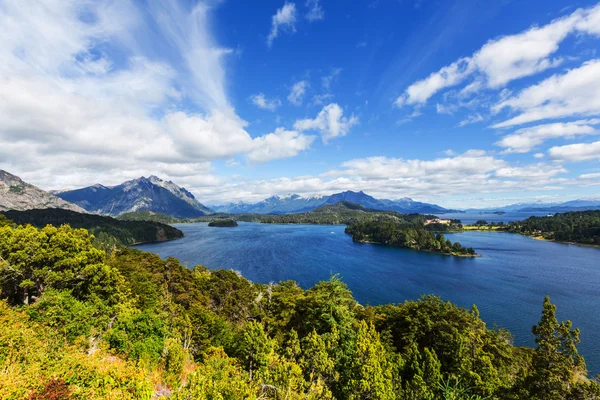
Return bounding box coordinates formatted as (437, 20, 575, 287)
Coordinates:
(469, 197, 600, 213)
(211, 190, 454, 215)
(55, 176, 213, 218)
(0, 170, 86, 213)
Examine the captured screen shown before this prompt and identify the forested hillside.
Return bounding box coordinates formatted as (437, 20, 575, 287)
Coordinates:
(508, 211, 600, 246)
(0, 216, 598, 399)
(1, 208, 183, 248)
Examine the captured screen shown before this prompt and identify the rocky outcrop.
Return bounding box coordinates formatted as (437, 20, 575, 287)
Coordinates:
(0, 170, 86, 213)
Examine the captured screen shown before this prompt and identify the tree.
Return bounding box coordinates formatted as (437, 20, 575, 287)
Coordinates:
(0, 224, 124, 306)
(239, 321, 274, 381)
(346, 321, 395, 400)
(529, 296, 585, 399)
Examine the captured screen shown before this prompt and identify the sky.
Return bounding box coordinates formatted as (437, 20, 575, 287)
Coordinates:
(1, 0, 600, 208)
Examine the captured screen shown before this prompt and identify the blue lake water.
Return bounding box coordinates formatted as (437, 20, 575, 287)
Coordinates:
(136, 222, 600, 374)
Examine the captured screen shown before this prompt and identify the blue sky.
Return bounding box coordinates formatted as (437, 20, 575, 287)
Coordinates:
(1, 0, 599, 208)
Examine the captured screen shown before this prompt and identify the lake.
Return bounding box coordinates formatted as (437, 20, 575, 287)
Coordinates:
(136, 222, 600, 374)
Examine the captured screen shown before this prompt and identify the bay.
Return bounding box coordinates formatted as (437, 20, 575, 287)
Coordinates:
(136, 222, 600, 374)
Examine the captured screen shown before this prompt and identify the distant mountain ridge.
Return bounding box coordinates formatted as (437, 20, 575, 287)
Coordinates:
(55, 176, 213, 218)
(468, 197, 600, 213)
(211, 190, 455, 214)
(0, 170, 86, 213)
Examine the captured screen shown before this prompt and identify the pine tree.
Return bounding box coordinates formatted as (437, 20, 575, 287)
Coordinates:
(529, 296, 585, 399)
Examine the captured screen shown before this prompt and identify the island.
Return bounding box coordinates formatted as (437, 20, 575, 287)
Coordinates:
(345, 219, 478, 257)
(208, 218, 238, 227)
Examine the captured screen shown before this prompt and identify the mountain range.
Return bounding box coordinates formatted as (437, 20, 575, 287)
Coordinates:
(0, 170, 86, 213)
(3, 169, 599, 217)
(468, 198, 600, 213)
(54, 176, 213, 218)
(210, 190, 456, 214)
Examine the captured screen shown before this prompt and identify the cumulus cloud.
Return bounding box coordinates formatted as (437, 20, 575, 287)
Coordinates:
(194, 150, 573, 206)
(250, 93, 281, 111)
(492, 61, 600, 128)
(394, 3, 600, 106)
(288, 80, 309, 105)
(248, 128, 316, 163)
(549, 140, 600, 161)
(0, 0, 313, 191)
(305, 0, 324, 21)
(495, 119, 600, 153)
(294, 104, 359, 142)
(267, 2, 297, 47)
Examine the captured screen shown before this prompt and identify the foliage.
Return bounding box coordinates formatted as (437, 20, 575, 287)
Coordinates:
(1, 208, 183, 248)
(117, 210, 182, 224)
(208, 218, 239, 227)
(0, 222, 598, 398)
(345, 219, 477, 256)
(508, 210, 600, 245)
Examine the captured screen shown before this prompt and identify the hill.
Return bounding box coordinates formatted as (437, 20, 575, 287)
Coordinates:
(0, 170, 85, 213)
(508, 210, 600, 246)
(55, 176, 213, 218)
(1, 208, 183, 247)
(117, 210, 182, 224)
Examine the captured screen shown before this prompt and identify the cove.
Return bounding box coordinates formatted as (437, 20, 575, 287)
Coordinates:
(136, 222, 600, 374)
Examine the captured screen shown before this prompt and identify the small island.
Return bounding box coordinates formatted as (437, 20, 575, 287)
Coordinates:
(208, 219, 238, 227)
(345, 219, 479, 257)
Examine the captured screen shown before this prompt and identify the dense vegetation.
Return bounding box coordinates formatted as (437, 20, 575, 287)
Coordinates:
(345, 219, 477, 256)
(507, 211, 600, 246)
(1, 208, 183, 249)
(117, 210, 182, 224)
(1, 217, 597, 399)
(208, 219, 239, 227)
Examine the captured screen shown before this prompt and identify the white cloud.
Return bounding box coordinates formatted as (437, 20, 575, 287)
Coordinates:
(312, 93, 334, 106)
(394, 3, 600, 106)
(395, 58, 473, 106)
(495, 119, 600, 153)
(250, 93, 281, 111)
(322, 68, 341, 90)
(0, 0, 315, 192)
(534, 153, 545, 159)
(248, 128, 316, 163)
(494, 163, 566, 179)
(492, 60, 600, 127)
(197, 150, 573, 205)
(267, 2, 297, 47)
(146, 0, 234, 111)
(549, 140, 600, 161)
(579, 172, 600, 179)
(436, 103, 458, 115)
(288, 80, 309, 105)
(305, 0, 324, 21)
(458, 114, 484, 127)
(294, 104, 359, 142)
